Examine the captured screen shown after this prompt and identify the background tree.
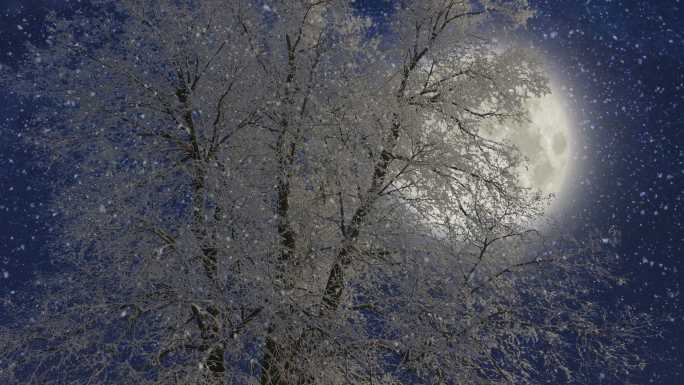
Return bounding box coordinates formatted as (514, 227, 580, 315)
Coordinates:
(0, 1, 654, 384)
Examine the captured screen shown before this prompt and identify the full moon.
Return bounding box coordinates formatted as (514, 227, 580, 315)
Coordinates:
(481, 84, 574, 210)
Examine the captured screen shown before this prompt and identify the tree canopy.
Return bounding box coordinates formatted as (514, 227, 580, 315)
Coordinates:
(0, 1, 654, 384)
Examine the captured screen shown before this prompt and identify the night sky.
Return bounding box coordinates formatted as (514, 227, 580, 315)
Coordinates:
(1, 1, 682, 384)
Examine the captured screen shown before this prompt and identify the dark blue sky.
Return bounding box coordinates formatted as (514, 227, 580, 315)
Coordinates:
(1, 1, 682, 383)
(523, 2, 684, 383)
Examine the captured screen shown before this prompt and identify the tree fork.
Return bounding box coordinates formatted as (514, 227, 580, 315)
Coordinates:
(321, 119, 401, 314)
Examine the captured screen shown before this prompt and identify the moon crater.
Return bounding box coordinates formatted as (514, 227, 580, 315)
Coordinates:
(481, 84, 575, 209)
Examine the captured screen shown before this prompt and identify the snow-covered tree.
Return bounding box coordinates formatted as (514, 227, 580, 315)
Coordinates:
(0, 1, 653, 384)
